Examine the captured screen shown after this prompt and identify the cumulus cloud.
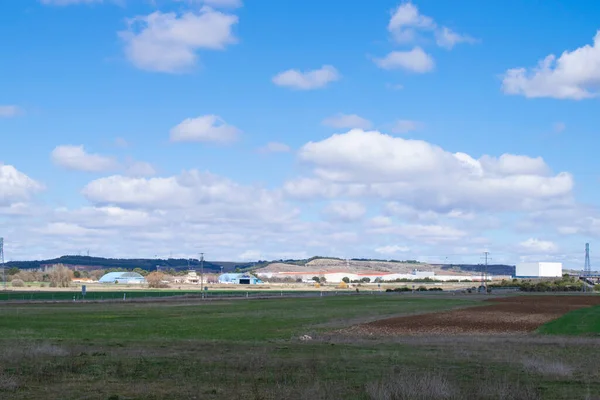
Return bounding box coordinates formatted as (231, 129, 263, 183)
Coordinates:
(51, 145, 118, 172)
(0, 105, 22, 118)
(257, 142, 291, 154)
(170, 115, 240, 143)
(434, 26, 477, 50)
(125, 160, 157, 177)
(375, 244, 411, 255)
(81, 170, 295, 221)
(119, 7, 238, 73)
(285, 129, 573, 213)
(368, 223, 467, 244)
(374, 48, 434, 73)
(322, 201, 366, 222)
(322, 113, 372, 130)
(518, 238, 559, 254)
(502, 31, 600, 100)
(272, 65, 340, 90)
(387, 2, 475, 49)
(0, 164, 44, 207)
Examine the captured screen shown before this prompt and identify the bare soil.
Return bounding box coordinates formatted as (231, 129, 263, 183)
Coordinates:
(342, 295, 600, 336)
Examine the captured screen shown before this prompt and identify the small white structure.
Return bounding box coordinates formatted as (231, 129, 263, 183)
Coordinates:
(516, 262, 562, 278)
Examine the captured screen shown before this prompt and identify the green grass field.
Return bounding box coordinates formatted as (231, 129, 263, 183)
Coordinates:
(538, 304, 600, 336)
(1, 295, 600, 399)
(0, 289, 321, 302)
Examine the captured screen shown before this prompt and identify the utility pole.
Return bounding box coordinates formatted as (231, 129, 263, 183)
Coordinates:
(0, 238, 5, 291)
(583, 243, 591, 292)
(200, 253, 204, 292)
(482, 251, 490, 292)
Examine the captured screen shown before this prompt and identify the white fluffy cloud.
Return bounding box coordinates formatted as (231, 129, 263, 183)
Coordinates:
(518, 238, 559, 254)
(272, 65, 340, 90)
(119, 7, 238, 73)
(322, 201, 366, 222)
(374, 48, 434, 73)
(125, 160, 157, 177)
(0, 164, 44, 206)
(368, 223, 467, 244)
(322, 113, 372, 130)
(81, 170, 294, 220)
(0, 105, 22, 117)
(51, 146, 154, 176)
(170, 115, 240, 143)
(387, 2, 474, 49)
(375, 244, 410, 255)
(51, 145, 118, 172)
(285, 129, 573, 213)
(51, 145, 117, 172)
(435, 26, 476, 50)
(502, 31, 600, 100)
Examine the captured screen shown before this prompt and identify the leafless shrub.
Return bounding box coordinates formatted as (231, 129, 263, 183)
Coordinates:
(0, 374, 19, 392)
(11, 279, 24, 287)
(366, 371, 456, 400)
(522, 358, 574, 378)
(14, 271, 43, 282)
(47, 264, 73, 287)
(147, 272, 169, 288)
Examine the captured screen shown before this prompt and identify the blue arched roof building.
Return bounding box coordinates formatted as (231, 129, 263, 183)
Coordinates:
(218, 273, 262, 285)
(99, 272, 146, 284)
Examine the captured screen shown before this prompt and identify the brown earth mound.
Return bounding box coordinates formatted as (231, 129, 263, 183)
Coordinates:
(344, 295, 600, 336)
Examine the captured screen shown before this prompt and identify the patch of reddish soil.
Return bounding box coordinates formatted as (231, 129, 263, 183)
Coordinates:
(344, 296, 600, 336)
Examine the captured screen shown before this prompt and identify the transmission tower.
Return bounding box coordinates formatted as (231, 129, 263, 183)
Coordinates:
(0, 238, 5, 291)
(481, 251, 490, 290)
(584, 243, 591, 277)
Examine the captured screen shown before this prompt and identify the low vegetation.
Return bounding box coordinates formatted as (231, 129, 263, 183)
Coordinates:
(0, 295, 599, 399)
(490, 275, 585, 292)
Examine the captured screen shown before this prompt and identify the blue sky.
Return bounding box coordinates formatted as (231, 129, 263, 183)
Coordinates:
(1, 0, 600, 268)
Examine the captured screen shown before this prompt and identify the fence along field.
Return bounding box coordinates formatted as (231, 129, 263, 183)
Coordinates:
(1, 293, 600, 399)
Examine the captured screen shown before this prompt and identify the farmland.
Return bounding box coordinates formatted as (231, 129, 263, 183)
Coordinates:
(0, 294, 599, 399)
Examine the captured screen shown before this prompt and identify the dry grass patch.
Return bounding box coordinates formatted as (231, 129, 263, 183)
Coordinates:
(366, 371, 456, 400)
(522, 358, 574, 378)
(0, 373, 19, 392)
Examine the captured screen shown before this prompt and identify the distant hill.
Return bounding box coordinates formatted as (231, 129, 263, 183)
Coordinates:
(4, 255, 255, 273)
(255, 258, 516, 276)
(4, 255, 516, 277)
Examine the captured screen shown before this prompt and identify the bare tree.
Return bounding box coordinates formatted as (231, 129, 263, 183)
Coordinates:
(90, 269, 105, 281)
(147, 272, 169, 288)
(48, 264, 73, 288)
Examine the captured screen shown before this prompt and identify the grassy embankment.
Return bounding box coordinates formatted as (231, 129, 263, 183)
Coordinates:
(0, 295, 599, 399)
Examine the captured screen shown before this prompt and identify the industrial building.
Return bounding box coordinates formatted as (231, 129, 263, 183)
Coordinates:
(98, 272, 146, 284)
(218, 273, 263, 285)
(515, 262, 563, 278)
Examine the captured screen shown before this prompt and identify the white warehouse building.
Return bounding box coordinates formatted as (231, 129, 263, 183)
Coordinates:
(515, 262, 563, 278)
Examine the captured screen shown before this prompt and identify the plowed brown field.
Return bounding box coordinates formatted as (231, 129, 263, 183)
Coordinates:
(344, 295, 600, 336)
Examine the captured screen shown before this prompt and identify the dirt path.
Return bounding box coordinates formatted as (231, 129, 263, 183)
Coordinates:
(342, 295, 600, 336)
